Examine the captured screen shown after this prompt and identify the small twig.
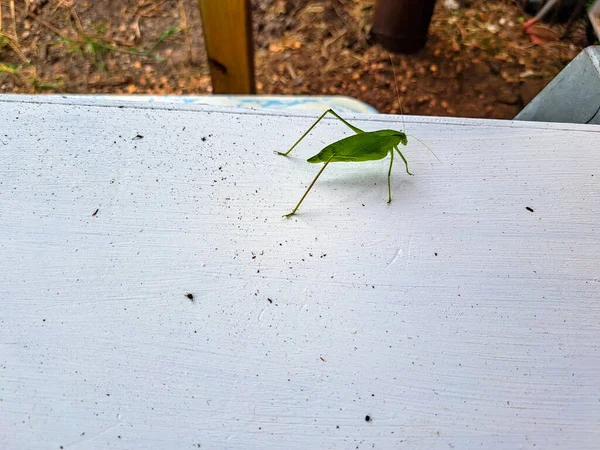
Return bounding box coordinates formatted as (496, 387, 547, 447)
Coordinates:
(51, 1, 80, 17)
(111, 37, 136, 47)
(350, 53, 368, 64)
(285, 61, 296, 79)
(0, 30, 28, 62)
(132, 0, 166, 40)
(507, 42, 537, 51)
(177, 0, 192, 62)
(69, 7, 84, 35)
(0, 29, 14, 40)
(1, 0, 3, 32)
(331, 2, 344, 20)
(50, 0, 66, 16)
(140, 0, 165, 16)
(138, 1, 165, 19)
(321, 30, 346, 58)
(9, 0, 18, 47)
(68, 5, 93, 50)
(324, 60, 341, 73)
(132, 15, 141, 39)
(22, 8, 71, 40)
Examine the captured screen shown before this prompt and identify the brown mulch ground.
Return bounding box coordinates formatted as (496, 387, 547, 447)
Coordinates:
(0, 0, 593, 119)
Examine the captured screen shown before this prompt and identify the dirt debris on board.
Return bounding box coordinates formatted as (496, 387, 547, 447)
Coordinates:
(0, 0, 592, 119)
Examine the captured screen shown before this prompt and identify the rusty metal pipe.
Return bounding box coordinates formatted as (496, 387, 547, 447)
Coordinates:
(372, 0, 438, 53)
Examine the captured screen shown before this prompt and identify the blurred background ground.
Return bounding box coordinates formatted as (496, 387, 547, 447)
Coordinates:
(0, 0, 594, 118)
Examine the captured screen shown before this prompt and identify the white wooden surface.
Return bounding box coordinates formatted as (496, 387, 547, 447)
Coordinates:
(1, 96, 599, 450)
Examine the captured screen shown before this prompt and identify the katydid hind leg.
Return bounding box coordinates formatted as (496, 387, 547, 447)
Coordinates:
(284, 157, 333, 218)
(326, 109, 364, 134)
(276, 109, 364, 157)
(395, 146, 413, 176)
(276, 110, 329, 157)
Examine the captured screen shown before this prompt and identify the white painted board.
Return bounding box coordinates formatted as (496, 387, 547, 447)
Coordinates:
(1, 96, 599, 449)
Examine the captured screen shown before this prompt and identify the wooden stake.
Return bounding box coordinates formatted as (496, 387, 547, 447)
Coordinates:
(198, 0, 255, 94)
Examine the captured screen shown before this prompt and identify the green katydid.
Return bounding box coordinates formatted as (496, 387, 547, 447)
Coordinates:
(276, 109, 438, 218)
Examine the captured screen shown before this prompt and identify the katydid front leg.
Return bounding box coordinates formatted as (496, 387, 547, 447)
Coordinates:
(387, 148, 394, 204)
(395, 146, 413, 176)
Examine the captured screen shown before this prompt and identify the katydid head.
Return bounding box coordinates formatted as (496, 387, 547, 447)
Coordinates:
(397, 132, 408, 146)
(374, 129, 408, 147)
(390, 131, 408, 147)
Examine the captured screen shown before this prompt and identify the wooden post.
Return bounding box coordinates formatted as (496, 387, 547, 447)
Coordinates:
(198, 0, 255, 94)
